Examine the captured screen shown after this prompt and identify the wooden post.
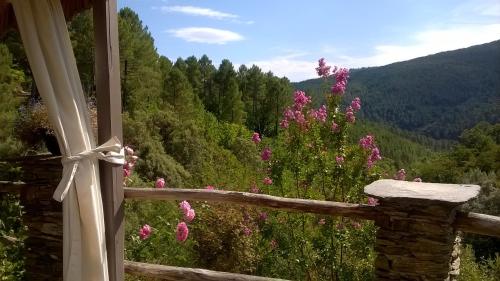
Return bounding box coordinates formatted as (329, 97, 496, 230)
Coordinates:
(93, 1, 124, 280)
(365, 180, 480, 281)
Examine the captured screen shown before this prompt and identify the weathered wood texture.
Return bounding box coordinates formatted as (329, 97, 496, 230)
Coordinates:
(124, 187, 381, 220)
(93, 1, 124, 280)
(16, 155, 63, 281)
(454, 211, 500, 238)
(124, 260, 289, 281)
(0, 181, 24, 193)
(124, 187, 500, 238)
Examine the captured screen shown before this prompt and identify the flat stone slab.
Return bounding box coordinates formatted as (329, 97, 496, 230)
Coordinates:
(364, 179, 480, 204)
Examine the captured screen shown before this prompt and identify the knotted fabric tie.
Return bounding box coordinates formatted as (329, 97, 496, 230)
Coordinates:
(53, 136, 125, 202)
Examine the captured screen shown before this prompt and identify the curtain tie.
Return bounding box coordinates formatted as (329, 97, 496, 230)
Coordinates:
(53, 136, 125, 202)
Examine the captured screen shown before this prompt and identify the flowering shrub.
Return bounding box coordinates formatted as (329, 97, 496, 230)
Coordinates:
(252, 58, 381, 279)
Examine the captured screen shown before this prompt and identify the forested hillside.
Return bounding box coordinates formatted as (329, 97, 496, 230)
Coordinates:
(294, 40, 500, 139)
(1, 6, 499, 281)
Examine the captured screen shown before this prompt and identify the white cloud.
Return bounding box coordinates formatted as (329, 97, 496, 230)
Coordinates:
(248, 24, 500, 82)
(168, 27, 244, 44)
(335, 24, 500, 68)
(161, 5, 238, 19)
(248, 53, 317, 82)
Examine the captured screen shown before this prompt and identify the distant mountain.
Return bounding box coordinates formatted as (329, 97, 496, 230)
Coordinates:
(294, 40, 500, 139)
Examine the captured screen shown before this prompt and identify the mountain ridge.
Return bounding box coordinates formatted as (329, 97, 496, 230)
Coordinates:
(293, 40, 500, 139)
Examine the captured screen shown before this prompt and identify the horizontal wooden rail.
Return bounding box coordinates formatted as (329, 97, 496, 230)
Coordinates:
(124, 187, 380, 220)
(124, 187, 500, 238)
(454, 211, 500, 238)
(125, 260, 289, 281)
(0, 181, 25, 193)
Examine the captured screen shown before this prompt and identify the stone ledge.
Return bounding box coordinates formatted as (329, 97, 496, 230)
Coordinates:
(364, 179, 480, 205)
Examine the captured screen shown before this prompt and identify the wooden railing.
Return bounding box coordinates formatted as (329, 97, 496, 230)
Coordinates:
(122, 185, 500, 281)
(3, 176, 500, 281)
(124, 187, 500, 238)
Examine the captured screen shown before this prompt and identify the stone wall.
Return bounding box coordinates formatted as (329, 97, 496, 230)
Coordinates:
(18, 155, 63, 281)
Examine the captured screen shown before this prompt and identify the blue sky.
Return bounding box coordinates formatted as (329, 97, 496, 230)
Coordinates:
(119, 0, 500, 82)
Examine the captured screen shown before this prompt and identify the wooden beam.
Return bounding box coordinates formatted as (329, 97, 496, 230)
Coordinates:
(0, 181, 25, 193)
(124, 260, 290, 281)
(454, 211, 500, 238)
(93, 1, 124, 280)
(124, 188, 381, 220)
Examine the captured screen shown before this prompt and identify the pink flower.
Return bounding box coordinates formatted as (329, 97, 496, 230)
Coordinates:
(263, 177, 273, 185)
(261, 147, 272, 161)
(318, 218, 326, 225)
(259, 212, 268, 221)
(359, 135, 375, 149)
(124, 161, 134, 170)
(369, 147, 382, 162)
(123, 168, 131, 178)
(331, 68, 349, 95)
(242, 226, 252, 236)
(124, 146, 134, 156)
(179, 201, 191, 215)
(252, 132, 261, 144)
(155, 178, 165, 188)
(331, 121, 339, 132)
(394, 169, 406, 181)
(351, 97, 361, 111)
(249, 184, 260, 193)
(316, 58, 331, 78)
(279, 119, 289, 128)
(335, 156, 344, 165)
(310, 105, 327, 123)
(270, 239, 278, 249)
(367, 197, 379, 206)
(184, 208, 195, 222)
(176, 222, 189, 242)
(413, 177, 422, 182)
(138, 224, 152, 240)
(293, 91, 312, 111)
(345, 106, 355, 123)
(131, 155, 139, 161)
(205, 185, 215, 190)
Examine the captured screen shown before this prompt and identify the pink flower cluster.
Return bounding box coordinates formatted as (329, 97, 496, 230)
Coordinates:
(155, 178, 165, 188)
(394, 169, 406, 181)
(263, 177, 273, 185)
(280, 91, 312, 129)
(138, 224, 152, 240)
(252, 132, 261, 144)
(331, 121, 339, 133)
(315, 58, 331, 78)
(335, 156, 344, 165)
(176, 200, 196, 243)
(351, 97, 361, 112)
(367, 197, 379, 206)
(331, 68, 349, 96)
(176, 222, 189, 243)
(345, 106, 355, 123)
(309, 105, 327, 123)
(359, 135, 382, 168)
(179, 200, 195, 222)
(123, 146, 138, 180)
(261, 147, 272, 161)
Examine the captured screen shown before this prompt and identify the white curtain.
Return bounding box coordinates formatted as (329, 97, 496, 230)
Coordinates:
(10, 1, 123, 280)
